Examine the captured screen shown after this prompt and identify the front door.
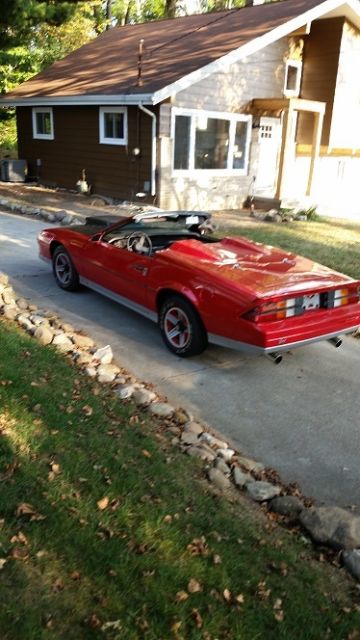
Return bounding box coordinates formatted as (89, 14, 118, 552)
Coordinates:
(254, 117, 282, 197)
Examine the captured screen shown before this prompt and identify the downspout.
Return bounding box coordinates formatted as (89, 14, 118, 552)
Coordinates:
(138, 103, 156, 198)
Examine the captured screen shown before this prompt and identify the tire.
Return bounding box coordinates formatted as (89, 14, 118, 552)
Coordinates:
(52, 246, 80, 291)
(159, 295, 207, 357)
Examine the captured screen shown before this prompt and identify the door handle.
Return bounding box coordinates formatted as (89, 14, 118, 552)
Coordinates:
(132, 264, 148, 275)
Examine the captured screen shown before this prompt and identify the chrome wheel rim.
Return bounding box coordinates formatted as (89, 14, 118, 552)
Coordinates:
(164, 307, 191, 349)
(55, 253, 72, 285)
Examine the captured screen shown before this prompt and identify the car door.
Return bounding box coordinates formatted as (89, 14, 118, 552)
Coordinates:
(80, 235, 152, 309)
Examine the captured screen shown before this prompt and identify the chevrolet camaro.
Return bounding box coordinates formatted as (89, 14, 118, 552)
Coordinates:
(38, 211, 360, 362)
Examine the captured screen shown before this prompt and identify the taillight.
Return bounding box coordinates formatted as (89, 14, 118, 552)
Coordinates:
(323, 286, 360, 308)
(245, 298, 298, 323)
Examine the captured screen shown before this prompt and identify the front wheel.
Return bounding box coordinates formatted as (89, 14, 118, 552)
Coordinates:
(159, 296, 207, 357)
(52, 246, 79, 291)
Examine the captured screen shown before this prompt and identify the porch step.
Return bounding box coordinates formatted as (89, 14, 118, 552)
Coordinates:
(244, 196, 281, 211)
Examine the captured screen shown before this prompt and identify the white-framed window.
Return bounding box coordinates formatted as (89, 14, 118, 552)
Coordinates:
(172, 108, 252, 175)
(99, 107, 128, 145)
(284, 60, 302, 97)
(32, 108, 54, 140)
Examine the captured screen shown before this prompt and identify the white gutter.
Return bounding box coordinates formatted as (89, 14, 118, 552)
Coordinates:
(138, 103, 157, 197)
(0, 94, 155, 107)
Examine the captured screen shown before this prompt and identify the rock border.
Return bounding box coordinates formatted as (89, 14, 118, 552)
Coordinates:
(1, 271, 359, 582)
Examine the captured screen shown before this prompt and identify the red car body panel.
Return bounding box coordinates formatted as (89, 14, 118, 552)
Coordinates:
(38, 218, 360, 356)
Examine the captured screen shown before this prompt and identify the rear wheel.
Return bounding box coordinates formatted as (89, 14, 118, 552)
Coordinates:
(52, 246, 79, 291)
(159, 295, 207, 357)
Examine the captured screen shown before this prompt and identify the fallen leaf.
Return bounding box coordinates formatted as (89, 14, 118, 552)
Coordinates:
(188, 578, 203, 593)
(171, 620, 182, 634)
(273, 598, 282, 610)
(142, 449, 151, 458)
(10, 547, 29, 561)
(0, 559, 6, 570)
(50, 463, 61, 475)
(175, 590, 189, 603)
(97, 496, 109, 511)
(52, 578, 64, 592)
(10, 531, 28, 545)
(213, 554, 222, 565)
(163, 515, 173, 523)
(101, 620, 122, 632)
(85, 614, 102, 629)
(235, 593, 245, 604)
(82, 405, 93, 417)
(274, 609, 284, 622)
(256, 581, 271, 600)
(191, 608, 203, 628)
(15, 503, 45, 521)
(187, 536, 208, 557)
(70, 571, 81, 580)
(223, 588, 232, 602)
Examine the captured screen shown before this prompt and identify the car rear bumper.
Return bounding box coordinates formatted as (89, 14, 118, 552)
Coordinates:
(208, 324, 359, 355)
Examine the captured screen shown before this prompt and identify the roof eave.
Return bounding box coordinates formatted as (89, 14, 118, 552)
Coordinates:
(0, 93, 156, 107)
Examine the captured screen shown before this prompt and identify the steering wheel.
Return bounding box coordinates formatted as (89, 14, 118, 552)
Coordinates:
(108, 236, 126, 247)
(126, 231, 152, 254)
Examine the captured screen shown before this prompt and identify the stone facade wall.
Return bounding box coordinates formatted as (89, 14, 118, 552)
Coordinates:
(158, 39, 289, 211)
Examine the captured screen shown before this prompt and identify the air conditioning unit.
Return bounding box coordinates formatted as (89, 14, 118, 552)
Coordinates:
(0, 159, 28, 182)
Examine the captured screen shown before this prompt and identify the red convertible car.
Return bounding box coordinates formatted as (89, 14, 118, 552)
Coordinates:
(38, 211, 360, 362)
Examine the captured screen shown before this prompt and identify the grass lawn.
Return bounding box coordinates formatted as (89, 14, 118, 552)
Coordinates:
(0, 319, 359, 640)
(217, 216, 360, 280)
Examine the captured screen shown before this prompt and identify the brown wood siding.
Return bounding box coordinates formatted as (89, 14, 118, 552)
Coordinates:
(16, 105, 155, 201)
(297, 18, 344, 146)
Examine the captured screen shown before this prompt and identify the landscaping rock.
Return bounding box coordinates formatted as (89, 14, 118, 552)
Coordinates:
(29, 314, 47, 326)
(85, 366, 98, 378)
(2, 287, 16, 304)
(16, 298, 29, 310)
(17, 314, 35, 332)
(97, 363, 120, 384)
(200, 432, 228, 449)
(133, 388, 157, 405)
(148, 402, 174, 418)
(180, 431, 200, 446)
(207, 467, 231, 491)
(94, 345, 113, 365)
(183, 421, 204, 436)
(115, 384, 135, 400)
(342, 549, 360, 580)
(0, 273, 9, 286)
(75, 352, 94, 365)
(213, 457, 231, 476)
(186, 446, 216, 462)
(246, 481, 281, 502)
(71, 333, 95, 348)
(270, 495, 304, 518)
(52, 333, 74, 352)
(237, 456, 265, 473)
(34, 325, 54, 346)
(232, 467, 252, 488)
(300, 507, 360, 550)
(55, 210, 67, 221)
(3, 305, 18, 320)
(217, 448, 235, 462)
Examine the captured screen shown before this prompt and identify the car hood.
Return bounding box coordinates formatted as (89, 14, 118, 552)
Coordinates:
(166, 237, 357, 298)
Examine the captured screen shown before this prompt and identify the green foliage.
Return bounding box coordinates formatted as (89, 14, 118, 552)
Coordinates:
(0, 114, 17, 158)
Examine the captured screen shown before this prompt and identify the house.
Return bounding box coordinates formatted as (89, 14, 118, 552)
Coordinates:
(1, 0, 360, 213)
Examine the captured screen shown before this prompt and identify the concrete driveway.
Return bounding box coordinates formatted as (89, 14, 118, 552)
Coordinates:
(1, 208, 359, 507)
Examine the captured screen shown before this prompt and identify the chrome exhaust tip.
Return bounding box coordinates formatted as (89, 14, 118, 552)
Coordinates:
(266, 352, 283, 365)
(328, 336, 342, 348)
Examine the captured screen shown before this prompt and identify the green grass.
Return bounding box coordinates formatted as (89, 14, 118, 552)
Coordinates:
(0, 319, 359, 639)
(219, 217, 360, 280)
(0, 116, 17, 159)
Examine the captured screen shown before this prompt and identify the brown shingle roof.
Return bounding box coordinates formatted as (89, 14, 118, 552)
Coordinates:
(2, 0, 339, 102)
